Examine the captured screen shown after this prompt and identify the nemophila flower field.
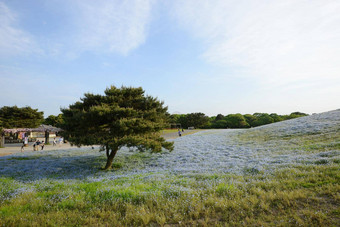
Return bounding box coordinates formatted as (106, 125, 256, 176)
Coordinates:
(0, 110, 339, 226)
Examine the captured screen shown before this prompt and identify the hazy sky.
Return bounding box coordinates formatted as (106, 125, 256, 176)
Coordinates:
(1, 0, 339, 117)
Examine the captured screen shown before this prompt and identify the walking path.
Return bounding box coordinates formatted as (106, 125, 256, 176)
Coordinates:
(0, 143, 85, 157)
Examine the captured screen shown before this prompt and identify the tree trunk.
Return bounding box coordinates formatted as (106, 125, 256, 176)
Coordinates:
(0, 134, 4, 148)
(103, 147, 118, 170)
(45, 131, 50, 144)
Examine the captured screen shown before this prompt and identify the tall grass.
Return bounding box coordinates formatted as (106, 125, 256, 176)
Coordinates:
(0, 163, 339, 226)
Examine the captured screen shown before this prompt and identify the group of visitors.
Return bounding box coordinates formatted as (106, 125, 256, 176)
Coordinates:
(53, 137, 63, 146)
(32, 140, 45, 151)
(20, 137, 64, 152)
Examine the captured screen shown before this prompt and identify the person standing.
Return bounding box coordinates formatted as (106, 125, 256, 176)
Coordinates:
(53, 138, 57, 146)
(21, 141, 25, 152)
(35, 140, 41, 151)
(41, 140, 45, 150)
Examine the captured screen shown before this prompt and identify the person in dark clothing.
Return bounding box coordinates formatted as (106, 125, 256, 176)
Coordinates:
(21, 141, 25, 152)
(41, 140, 45, 150)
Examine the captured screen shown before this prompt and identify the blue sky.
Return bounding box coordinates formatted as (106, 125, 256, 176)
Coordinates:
(1, 0, 339, 117)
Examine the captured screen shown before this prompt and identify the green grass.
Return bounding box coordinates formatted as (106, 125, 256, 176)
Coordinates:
(0, 164, 339, 226)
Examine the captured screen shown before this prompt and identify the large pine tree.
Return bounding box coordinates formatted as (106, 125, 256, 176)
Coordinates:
(61, 86, 174, 170)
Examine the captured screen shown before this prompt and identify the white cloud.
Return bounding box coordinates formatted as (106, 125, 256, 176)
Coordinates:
(172, 0, 340, 85)
(73, 0, 155, 55)
(0, 2, 38, 56)
(0, 0, 155, 58)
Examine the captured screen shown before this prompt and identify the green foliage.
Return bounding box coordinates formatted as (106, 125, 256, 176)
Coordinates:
(0, 106, 44, 128)
(44, 114, 64, 127)
(171, 112, 210, 129)
(287, 112, 309, 119)
(215, 114, 224, 121)
(224, 114, 250, 128)
(252, 113, 274, 126)
(269, 113, 283, 122)
(211, 120, 228, 129)
(243, 114, 257, 127)
(60, 86, 174, 169)
(171, 111, 308, 129)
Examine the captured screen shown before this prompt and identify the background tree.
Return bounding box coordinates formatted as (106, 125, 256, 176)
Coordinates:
(44, 114, 64, 128)
(215, 114, 224, 121)
(0, 120, 3, 147)
(287, 112, 308, 119)
(177, 114, 189, 128)
(269, 113, 283, 122)
(60, 86, 174, 170)
(224, 114, 250, 128)
(0, 106, 44, 147)
(243, 114, 257, 127)
(0, 106, 44, 128)
(252, 113, 274, 127)
(211, 120, 228, 128)
(185, 112, 210, 129)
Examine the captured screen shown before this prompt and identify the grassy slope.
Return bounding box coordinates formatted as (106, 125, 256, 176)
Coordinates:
(0, 115, 339, 226)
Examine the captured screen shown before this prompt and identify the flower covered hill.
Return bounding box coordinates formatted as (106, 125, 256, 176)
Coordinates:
(0, 109, 339, 226)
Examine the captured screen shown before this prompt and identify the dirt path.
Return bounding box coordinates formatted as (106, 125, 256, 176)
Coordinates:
(161, 129, 202, 140)
(0, 143, 94, 157)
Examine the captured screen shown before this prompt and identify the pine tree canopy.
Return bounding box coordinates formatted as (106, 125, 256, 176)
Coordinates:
(61, 86, 174, 170)
(0, 106, 44, 129)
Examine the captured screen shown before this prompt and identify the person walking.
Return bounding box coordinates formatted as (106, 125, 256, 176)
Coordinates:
(21, 141, 25, 152)
(178, 129, 182, 137)
(53, 138, 57, 146)
(41, 140, 45, 150)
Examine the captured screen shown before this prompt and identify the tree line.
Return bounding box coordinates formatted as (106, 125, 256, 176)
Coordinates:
(0, 106, 308, 132)
(170, 112, 308, 129)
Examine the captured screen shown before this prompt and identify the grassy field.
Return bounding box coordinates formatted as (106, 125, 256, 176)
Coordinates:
(0, 111, 339, 226)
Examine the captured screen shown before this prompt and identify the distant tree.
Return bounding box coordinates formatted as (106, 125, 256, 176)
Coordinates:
(252, 113, 274, 126)
(269, 113, 283, 122)
(243, 114, 257, 127)
(185, 112, 210, 129)
(224, 114, 249, 128)
(44, 114, 64, 128)
(177, 114, 189, 128)
(169, 114, 186, 128)
(0, 106, 44, 128)
(60, 86, 174, 170)
(0, 106, 44, 147)
(288, 112, 308, 119)
(0, 120, 3, 148)
(215, 114, 224, 121)
(211, 120, 228, 128)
